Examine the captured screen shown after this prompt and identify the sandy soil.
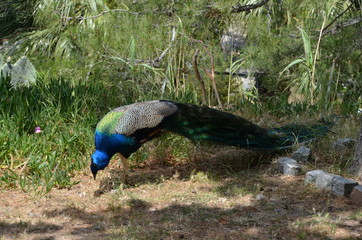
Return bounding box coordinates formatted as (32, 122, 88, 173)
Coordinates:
(1, 159, 361, 240)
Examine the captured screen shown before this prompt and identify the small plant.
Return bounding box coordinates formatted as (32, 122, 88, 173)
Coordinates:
(280, 28, 317, 106)
(0, 75, 123, 192)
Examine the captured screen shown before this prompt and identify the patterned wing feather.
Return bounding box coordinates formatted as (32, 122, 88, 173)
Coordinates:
(110, 100, 178, 136)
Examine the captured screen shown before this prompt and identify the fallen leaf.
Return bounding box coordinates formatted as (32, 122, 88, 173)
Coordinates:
(219, 217, 227, 224)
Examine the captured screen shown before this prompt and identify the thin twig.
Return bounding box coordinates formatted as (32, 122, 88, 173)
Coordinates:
(203, 64, 223, 110)
(104, 27, 177, 68)
(322, 3, 354, 34)
(231, 0, 270, 13)
(191, 39, 223, 109)
(322, 17, 362, 36)
(62, 8, 140, 20)
(310, 17, 327, 105)
(153, 28, 177, 63)
(193, 49, 208, 106)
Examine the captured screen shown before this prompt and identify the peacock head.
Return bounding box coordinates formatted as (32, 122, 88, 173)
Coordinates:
(91, 150, 111, 180)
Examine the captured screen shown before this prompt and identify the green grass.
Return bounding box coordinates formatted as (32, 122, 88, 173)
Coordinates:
(0, 72, 206, 193)
(0, 75, 123, 193)
(0, 71, 359, 194)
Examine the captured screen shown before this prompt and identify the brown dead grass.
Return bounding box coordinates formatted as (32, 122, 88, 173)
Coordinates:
(1, 154, 361, 240)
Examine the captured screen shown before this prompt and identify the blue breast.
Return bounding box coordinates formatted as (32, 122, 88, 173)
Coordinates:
(94, 131, 141, 158)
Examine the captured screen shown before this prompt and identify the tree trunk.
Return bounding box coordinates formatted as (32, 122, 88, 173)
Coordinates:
(351, 119, 362, 179)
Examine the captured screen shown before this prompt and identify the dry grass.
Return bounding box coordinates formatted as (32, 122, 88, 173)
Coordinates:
(1, 153, 361, 240)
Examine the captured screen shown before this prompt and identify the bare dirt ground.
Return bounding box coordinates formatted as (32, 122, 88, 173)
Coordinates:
(1, 155, 361, 240)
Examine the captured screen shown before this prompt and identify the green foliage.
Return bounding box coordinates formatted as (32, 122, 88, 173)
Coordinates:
(280, 28, 317, 105)
(0, 0, 35, 38)
(1, 0, 360, 113)
(0, 0, 361, 192)
(241, 0, 361, 110)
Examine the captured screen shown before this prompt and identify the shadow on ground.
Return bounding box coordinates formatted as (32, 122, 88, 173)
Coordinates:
(96, 148, 279, 194)
(44, 153, 362, 239)
(1, 147, 360, 239)
(0, 221, 62, 240)
(40, 196, 360, 240)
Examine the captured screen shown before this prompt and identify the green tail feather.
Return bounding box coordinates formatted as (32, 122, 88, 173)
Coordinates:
(166, 103, 331, 151)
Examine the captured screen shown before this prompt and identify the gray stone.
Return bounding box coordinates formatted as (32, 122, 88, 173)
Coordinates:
(350, 185, 362, 204)
(221, 27, 246, 56)
(277, 157, 302, 176)
(331, 177, 358, 197)
(315, 172, 341, 190)
(255, 193, 266, 201)
(305, 170, 326, 184)
(333, 138, 356, 151)
(291, 146, 312, 163)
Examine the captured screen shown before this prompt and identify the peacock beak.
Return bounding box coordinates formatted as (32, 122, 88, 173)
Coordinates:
(90, 162, 98, 180)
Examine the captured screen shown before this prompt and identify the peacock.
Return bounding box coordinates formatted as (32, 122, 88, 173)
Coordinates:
(91, 100, 331, 180)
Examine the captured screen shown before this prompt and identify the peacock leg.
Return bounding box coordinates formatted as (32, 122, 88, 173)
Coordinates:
(119, 154, 129, 184)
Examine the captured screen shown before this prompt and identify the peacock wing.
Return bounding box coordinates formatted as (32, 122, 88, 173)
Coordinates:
(111, 100, 178, 136)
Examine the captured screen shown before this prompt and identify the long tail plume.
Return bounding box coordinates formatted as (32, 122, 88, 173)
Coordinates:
(166, 103, 332, 151)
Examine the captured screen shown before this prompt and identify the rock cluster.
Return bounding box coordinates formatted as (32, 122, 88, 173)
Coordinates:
(276, 139, 361, 205)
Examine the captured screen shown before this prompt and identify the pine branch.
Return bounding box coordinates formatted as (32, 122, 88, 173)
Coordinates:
(231, 0, 270, 13)
(62, 8, 140, 20)
(322, 3, 354, 34)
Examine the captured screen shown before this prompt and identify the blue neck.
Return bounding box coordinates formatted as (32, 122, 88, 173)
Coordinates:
(94, 131, 141, 158)
(92, 131, 141, 171)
